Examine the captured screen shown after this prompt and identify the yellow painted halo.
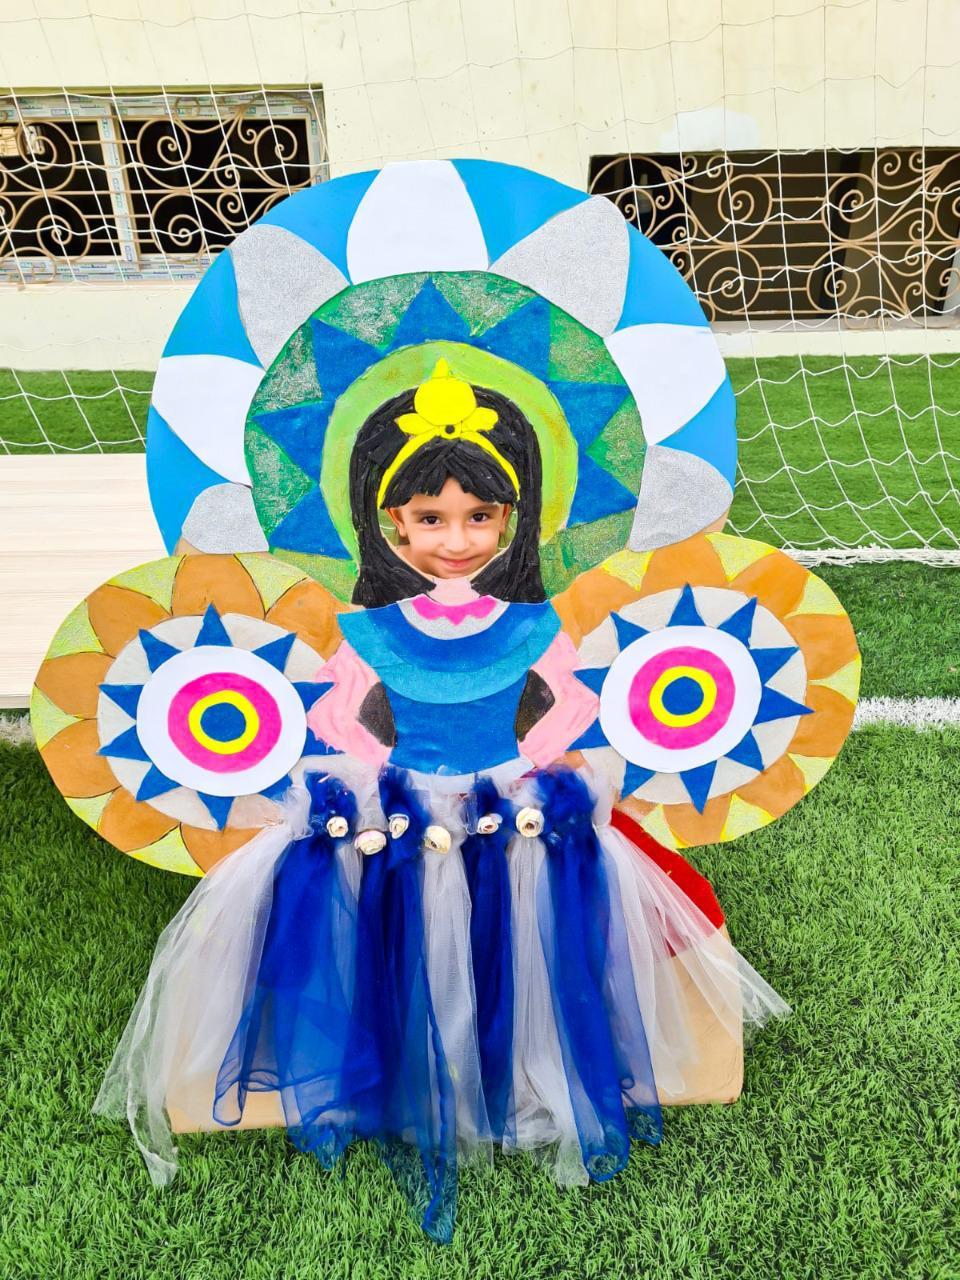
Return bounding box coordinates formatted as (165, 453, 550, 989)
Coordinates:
(320, 340, 578, 560)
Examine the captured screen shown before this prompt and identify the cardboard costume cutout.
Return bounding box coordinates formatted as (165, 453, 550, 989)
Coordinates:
(33, 161, 859, 1243)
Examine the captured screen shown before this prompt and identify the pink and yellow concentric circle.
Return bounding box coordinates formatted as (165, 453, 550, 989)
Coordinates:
(169, 673, 281, 772)
(628, 647, 734, 748)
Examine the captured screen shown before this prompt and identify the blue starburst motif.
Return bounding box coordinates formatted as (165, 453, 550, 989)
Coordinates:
(97, 604, 335, 829)
(252, 275, 641, 558)
(571, 586, 813, 813)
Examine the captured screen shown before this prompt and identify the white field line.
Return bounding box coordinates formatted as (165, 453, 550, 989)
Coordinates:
(3, 699, 960, 750)
(787, 547, 960, 567)
(853, 697, 960, 730)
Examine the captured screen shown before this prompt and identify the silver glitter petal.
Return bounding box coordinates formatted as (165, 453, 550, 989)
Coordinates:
(181, 482, 269, 553)
(489, 196, 629, 336)
(231, 225, 348, 367)
(627, 446, 733, 551)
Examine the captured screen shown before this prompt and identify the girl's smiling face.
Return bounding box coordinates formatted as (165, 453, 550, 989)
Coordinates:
(385, 476, 511, 580)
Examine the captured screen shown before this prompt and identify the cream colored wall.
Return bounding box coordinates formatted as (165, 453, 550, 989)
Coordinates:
(1, 0, 958, 368)
(3, 0, 958, 170)
(7, 285, 960, 373)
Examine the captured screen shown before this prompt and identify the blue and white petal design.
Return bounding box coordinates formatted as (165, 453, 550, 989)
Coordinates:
(489, 195, 630, 336)
(605, 324, 727, 448)
(146, 159, 736, 559)
(232, 224, 349, 368)
(151, 356, 263, 486)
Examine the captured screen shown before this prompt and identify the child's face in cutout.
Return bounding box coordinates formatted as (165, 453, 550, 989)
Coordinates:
(384, 476, 511, 580)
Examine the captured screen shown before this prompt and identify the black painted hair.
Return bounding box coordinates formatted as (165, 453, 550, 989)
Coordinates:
(349, 384, 545, 607)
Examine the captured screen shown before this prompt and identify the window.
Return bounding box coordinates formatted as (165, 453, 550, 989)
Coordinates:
(589, 149, 960, 324)
(0, 89, 327, 282)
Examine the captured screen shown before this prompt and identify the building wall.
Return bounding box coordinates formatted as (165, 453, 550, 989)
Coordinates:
(1, 0, 958, 368)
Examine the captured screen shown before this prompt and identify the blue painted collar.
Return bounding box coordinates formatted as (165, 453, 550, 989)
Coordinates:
(338, 600, 560, 703)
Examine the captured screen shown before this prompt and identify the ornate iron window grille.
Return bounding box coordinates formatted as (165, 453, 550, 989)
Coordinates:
(0, 89, 327, 283)
(590, 150, 960, 326)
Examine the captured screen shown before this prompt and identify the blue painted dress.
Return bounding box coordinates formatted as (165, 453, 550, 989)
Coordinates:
(335, 599, 561, 774)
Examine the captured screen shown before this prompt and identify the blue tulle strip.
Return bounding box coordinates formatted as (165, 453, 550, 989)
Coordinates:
(461, 777, 516, 1143)
(215, 767, 459, 1243)
(534, 768, 663, 1178)
(213, 770, 359, 1166)
(342, 766, 458, 1242)
(214, 764, 662, 1243)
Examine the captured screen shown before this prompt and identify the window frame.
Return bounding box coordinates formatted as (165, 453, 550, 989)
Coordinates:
(0, 88, 328, 283)
(589, 148, 960, 326)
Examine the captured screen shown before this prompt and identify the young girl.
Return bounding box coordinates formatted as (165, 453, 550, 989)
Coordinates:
(309, 359, 596, 783)
(95, 359, 788, 1243)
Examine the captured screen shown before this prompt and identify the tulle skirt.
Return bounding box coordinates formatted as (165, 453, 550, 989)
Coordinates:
(94, 759, 789, 1242)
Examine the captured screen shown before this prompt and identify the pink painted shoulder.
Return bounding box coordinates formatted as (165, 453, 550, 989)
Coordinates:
(305, 640, 391, 767)
(519, 630, 599, 768)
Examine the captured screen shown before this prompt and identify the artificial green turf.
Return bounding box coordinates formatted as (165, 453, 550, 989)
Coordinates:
(1, 354, 958, 1273)
(728, 355, 960, 551)
(2, 357, 959, 551)
(0, 369, 152, 452)
(1, 727, 958, 1279)
(816, 561, 960, 699)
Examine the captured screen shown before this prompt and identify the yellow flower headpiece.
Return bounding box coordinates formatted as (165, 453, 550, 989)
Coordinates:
(376, 359, 521, 507)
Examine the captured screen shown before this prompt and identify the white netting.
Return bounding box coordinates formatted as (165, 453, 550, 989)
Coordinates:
(0, 2, 958, 562)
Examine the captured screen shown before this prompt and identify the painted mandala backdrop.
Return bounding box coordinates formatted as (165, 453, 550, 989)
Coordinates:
(246, 271, 646, 599)
(146, 159, 736, 593)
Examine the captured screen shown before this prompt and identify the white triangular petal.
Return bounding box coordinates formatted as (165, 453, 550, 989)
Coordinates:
(605, 323, 726, 445)
(181, 483, 268, 554)
(346, 160, 487, 283)
(152, 355, 263, 485)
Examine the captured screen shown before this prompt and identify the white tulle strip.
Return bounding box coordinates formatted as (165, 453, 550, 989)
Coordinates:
(92, 819, 298, 1183)
(418, 791, 490, 1158)
(91, 771, 370, 1186)
(505, 827, 590, 1186)
(598, 824, 790, 1103)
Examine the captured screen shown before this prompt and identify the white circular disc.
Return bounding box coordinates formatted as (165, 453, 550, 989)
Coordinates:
(136, 644, 307, 796)
(598, 624, 763, 773)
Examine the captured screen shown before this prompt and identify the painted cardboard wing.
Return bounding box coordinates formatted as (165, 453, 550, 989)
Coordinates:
(31, 536, 858, 875)
(31, 552, 344, 874)
(554, 535, 860, 850)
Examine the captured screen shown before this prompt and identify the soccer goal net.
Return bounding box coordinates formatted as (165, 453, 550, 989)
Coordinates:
(1, 2, 958, 564)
